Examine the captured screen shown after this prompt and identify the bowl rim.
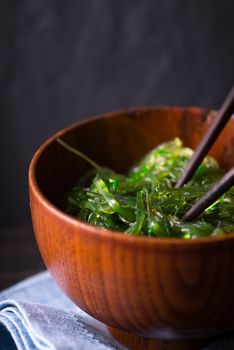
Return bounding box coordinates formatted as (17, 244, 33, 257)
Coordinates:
(29, 106, 234, 245)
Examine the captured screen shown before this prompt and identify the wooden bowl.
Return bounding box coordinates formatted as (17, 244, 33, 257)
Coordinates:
(29, 107, 234, 340)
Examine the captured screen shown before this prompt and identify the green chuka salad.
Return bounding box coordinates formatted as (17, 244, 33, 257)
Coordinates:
(60, 138, 234, 239)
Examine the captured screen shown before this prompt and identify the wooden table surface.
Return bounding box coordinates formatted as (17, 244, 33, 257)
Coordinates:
(1, 224, 45, 291)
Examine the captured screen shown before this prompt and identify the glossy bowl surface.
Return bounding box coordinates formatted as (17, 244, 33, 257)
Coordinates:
(29, 107, 234, 339)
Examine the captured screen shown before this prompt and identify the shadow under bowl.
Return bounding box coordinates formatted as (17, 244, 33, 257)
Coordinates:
(29, 107, 234, 340)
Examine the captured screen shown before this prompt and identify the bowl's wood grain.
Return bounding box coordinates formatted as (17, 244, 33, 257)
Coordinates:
(29, 107, 234, 340)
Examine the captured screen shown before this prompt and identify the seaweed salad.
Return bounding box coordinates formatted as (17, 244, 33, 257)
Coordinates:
(59, 138, 234, 239)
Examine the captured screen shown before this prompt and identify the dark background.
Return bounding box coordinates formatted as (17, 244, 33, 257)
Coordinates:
(1, 0, 234, 227)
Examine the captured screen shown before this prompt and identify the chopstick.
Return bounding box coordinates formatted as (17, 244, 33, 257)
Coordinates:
(183, 167, 234, 221)
(175, 85, 234, 188)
